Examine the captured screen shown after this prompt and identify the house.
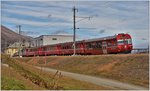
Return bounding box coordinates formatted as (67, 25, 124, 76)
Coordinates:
(5, 42, 20, 56)
(5, 41, 33, 56)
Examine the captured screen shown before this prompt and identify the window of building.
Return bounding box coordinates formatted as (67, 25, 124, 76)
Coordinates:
(52, 38, 57, 40)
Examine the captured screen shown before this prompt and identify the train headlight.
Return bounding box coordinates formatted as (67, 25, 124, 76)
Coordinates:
(124, 45, 127, 48)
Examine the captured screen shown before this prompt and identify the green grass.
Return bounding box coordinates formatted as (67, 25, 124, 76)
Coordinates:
(2, 55, 56, 89)
(1, 77, 26, 90)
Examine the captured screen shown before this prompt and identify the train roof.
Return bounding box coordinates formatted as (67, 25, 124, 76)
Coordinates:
(85, 35, 117, 42)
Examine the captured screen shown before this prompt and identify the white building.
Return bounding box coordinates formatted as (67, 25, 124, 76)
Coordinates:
(33, 35, 73, 47)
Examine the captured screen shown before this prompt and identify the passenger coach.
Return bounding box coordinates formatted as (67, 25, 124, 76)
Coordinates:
(14, 33, 133, 57)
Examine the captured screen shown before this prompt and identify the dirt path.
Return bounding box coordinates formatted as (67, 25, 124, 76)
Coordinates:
(35, 66, 148, 90)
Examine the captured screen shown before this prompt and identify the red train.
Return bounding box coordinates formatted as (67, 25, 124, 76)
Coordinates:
(15, 33, 133, 57)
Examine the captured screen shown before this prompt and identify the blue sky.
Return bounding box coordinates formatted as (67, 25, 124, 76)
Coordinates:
(1, 1, 149, 48)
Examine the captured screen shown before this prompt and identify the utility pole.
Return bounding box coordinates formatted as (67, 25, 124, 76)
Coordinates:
(18, 25, 21, 35)
(17, 25, 22, 57)
(72, 5, 96, 55)
(4, 39, 7, 53)
(73, 6, 77, 55)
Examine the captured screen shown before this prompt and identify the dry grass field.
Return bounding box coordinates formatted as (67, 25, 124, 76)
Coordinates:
(17, 53, 149, 88)
(1, 54, 111, 90)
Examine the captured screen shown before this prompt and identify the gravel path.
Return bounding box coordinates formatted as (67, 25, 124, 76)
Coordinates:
(35, 66, 148, 90)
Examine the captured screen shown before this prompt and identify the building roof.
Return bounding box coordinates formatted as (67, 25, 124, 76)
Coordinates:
(7, 41, 30, 48)
(35, 34, 73, 39)
(8, 42, 20, 48)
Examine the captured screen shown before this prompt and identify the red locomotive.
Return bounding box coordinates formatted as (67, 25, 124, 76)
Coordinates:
(15, 33, 133, 57)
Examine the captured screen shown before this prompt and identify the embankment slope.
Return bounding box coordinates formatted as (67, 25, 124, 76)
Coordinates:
(20, 54, 149, 88)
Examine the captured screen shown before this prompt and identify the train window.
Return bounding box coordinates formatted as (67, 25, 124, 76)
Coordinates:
(88, 43, 92, 48)
(90, 42, 100, 48)
(85, 44, 88, 48)
(91, 43, 95, 48)
(92, 42, 98, 48)
(102, 42, 107, 46)
(97, 42, 102, 48)
(67, 46, 69, 49)
(124, 40, 128, 44)
(49, 47, 52, 50)
(129, 39, 132, 44)
(71, 44, 74, 48)
(117, 40, 124, 45)
(63, 46, 66, 49)
(76, 45, 79, 48)
(46, 47, 48, 50)
(95, 43, 98, 48)
(107, 41, 116, 46)
(69, 46, 71, 49)
(107, 42, 111, 47)
(96, 43, 99, 48)
(113, 40, 117, 46)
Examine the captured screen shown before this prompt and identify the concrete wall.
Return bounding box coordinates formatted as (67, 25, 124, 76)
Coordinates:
(43, 35, 73, 45)
(33, 35, 73, 47)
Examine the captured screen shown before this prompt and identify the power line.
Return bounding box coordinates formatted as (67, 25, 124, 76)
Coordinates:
(76, 15, 98, 23)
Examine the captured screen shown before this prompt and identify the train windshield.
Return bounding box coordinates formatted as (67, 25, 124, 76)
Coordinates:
(117, 40, 124, 45)
(118, 39, 132, 45)
(125, 39, 132, 44)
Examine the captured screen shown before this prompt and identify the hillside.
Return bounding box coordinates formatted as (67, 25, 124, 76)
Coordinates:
(16, 54, 149, 88)
(2, 54, 110, 90)
(1, 25, 33, 52)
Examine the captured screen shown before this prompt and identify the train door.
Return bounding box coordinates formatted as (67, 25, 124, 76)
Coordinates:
(102, 41, 107, 54)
